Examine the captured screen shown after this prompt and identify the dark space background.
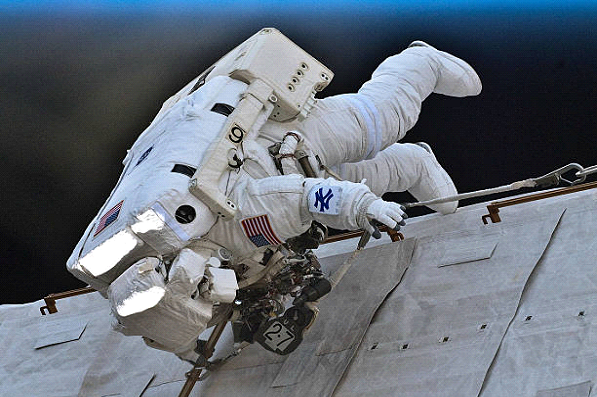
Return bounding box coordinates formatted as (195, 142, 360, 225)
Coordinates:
(1, 1, 596, 303)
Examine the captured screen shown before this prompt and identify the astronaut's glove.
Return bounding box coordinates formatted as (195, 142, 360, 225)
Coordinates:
(361, 199, 407, 238)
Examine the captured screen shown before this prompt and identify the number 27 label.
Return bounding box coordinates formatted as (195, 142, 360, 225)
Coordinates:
(263, 321, 295, 352)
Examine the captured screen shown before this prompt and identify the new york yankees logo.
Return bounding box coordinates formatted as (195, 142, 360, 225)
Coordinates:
(314, 187, 334, 213)
(308, 185, 342, 215)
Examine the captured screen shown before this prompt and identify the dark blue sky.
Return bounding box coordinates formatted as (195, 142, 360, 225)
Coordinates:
(2, 0, 597, 20)
(1, 0, 596, 12)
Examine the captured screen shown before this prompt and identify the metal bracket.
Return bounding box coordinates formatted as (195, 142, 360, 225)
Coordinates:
(40, 286, 96, 315)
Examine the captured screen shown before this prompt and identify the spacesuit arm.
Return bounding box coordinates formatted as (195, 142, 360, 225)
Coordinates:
(302, 177, 406, 233)
(230, 175, 405, 245)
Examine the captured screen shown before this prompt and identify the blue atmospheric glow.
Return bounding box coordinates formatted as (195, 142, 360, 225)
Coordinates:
(1, 0, 596, 15)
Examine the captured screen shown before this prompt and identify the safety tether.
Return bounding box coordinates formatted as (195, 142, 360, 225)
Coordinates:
(405, 162, 596, 209)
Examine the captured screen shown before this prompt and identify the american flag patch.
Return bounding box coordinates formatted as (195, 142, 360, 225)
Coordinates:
(94, 200, 124, 237)
(240, 214, 283, 247)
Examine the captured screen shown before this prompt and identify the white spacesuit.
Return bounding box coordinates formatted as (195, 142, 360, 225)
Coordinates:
(67, 29, 481, 360)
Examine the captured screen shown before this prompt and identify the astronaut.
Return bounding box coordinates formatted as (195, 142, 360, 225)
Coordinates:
(67, 29, 481, 361)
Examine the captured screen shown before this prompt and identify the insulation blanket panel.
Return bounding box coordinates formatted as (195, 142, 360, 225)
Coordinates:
(2, 189, 597, 396)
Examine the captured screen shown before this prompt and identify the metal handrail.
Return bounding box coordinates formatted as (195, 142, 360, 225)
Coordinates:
(482, 180, 597, 224)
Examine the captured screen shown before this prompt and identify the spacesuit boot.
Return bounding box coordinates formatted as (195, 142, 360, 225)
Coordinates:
(407, 142, 458, 214)
(337, 142, 458, 214)
(407, 41, 482, 97)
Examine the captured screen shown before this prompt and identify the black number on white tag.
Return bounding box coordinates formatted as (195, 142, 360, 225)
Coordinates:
(263, 321, 296, 352)
(228, 124, 245, 144)
(254, 305, 315, 355)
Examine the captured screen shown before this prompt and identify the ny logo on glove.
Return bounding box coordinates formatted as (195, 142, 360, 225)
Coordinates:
(309, 185, 342, 215)
(314, 188, 334, 212)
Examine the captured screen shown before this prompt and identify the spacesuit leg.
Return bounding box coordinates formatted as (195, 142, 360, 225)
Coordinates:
(337, 143, 459, 214)
(271, 41, 481, 168)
